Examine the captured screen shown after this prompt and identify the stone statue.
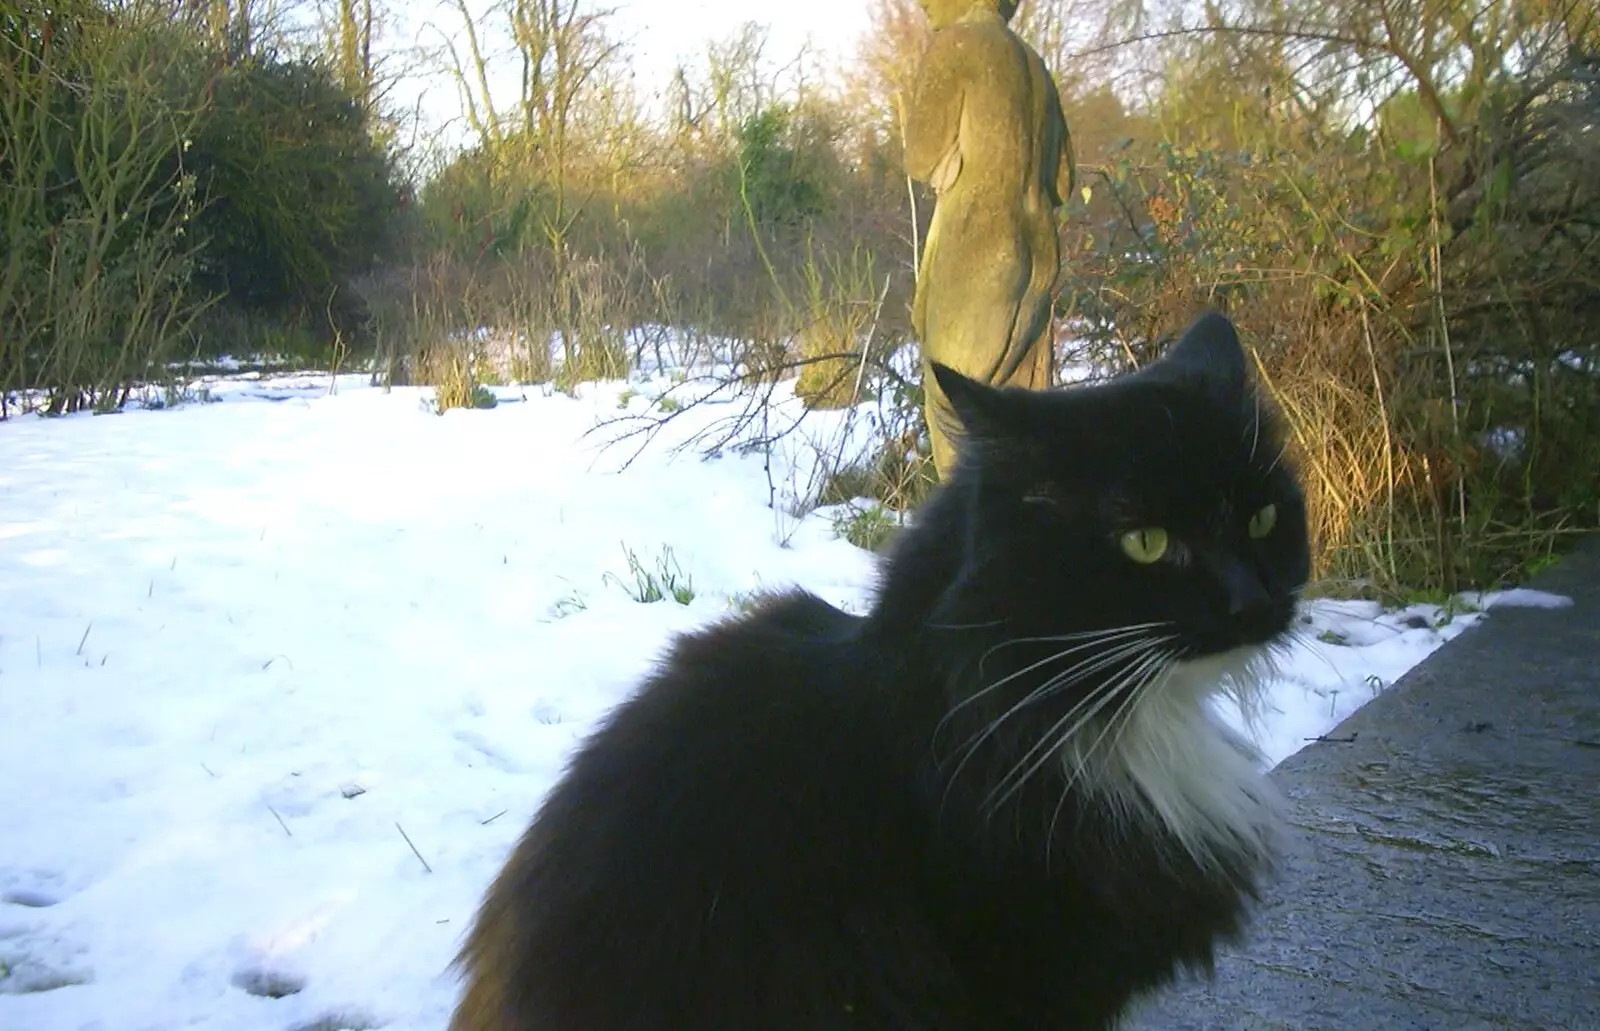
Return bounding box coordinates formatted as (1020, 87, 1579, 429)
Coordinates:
(905, 0, 1075, 478)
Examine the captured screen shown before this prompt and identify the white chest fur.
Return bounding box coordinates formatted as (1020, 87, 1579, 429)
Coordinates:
(1069, 646, 1284, 868)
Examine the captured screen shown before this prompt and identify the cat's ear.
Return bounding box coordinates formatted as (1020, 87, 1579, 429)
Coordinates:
(930, 361, 1015, 440)
(1164, 311, 1248, 398)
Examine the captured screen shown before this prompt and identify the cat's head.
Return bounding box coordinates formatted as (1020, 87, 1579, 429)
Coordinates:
(926, 311, 1310, 665)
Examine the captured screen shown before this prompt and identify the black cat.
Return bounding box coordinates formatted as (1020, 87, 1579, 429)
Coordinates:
(449, 311, 1311, 1031)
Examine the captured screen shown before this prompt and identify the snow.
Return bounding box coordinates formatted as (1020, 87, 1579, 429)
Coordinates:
(0, 367, 1553, 1030)
(1471, 587, 1575, 610)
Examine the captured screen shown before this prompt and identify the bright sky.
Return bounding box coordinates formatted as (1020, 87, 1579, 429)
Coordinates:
(610, 0, 874, 94)
(392, 0, 876, 151)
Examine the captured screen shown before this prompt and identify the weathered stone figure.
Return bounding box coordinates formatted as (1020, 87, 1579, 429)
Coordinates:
(906, 0, 1074, 477)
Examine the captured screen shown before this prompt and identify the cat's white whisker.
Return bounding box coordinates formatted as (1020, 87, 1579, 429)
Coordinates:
(1036, 650, 1171, 791)
(1048, 649, 1179, 849)
(1269, 625, 1340, 680)
(1265, 438, 1291, 475)
(1065, 649, 1178, 787)
(978, 621, 1169, 653)
(1071, 646, 1285, 868)
(940, 634, 1172, 809)
(971, 634, 1172, 747)
(981, 646, 1174, 816)
(986, 654, 1165, 823)
(974, 622, 1169, 677)
(938, 625, 1169, 740)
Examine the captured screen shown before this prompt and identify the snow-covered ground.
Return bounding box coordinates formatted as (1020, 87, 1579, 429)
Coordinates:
(0, 369, 1569, 1031)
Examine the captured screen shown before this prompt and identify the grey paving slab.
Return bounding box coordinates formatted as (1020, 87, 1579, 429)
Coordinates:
(1129, 538, 1600, 1031)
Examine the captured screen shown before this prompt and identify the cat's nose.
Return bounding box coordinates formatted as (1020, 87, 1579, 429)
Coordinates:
(1213, 555, 1272, 619)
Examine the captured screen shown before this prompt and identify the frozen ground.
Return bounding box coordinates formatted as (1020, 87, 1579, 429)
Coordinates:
(0, 369, 1569, 1031)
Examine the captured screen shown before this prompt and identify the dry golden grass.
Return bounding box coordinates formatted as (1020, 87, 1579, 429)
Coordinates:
(1254, 345, 1406, 593)
(420, 344, 474, 413)
(1235, 296, 1573, 599)
(794, 310, 870, 409)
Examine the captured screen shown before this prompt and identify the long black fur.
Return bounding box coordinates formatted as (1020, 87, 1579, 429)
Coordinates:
(449, 311, 1312, 1031)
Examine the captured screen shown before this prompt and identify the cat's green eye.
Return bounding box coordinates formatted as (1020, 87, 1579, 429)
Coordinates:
(1247, 504, 1278, 539)
(1120, 527, 1169, 564)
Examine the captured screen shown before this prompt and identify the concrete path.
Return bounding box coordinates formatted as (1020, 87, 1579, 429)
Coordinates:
(1131, 538, 1600, 1031)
